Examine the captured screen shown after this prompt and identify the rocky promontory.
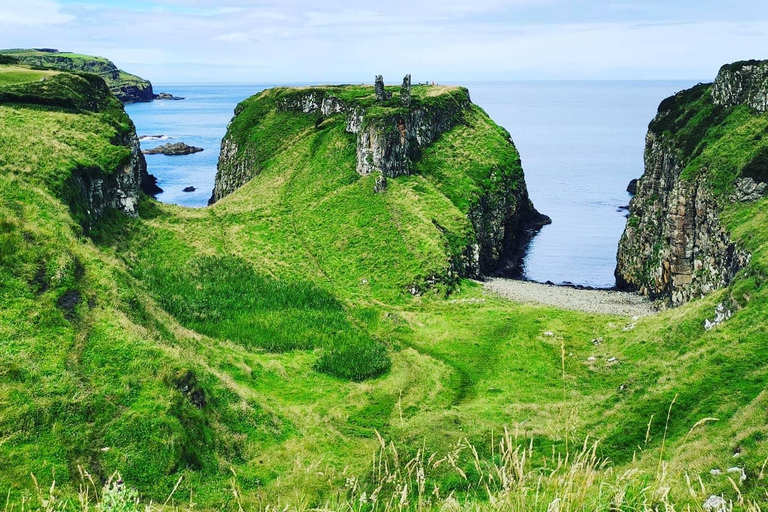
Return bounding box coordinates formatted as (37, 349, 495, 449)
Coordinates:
(143, 142, 204, 155)
(211, 76, 549, 279)
(615, 60, 768, 305)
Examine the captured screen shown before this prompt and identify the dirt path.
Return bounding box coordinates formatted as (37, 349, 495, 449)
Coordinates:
(484, 278, 656, 317)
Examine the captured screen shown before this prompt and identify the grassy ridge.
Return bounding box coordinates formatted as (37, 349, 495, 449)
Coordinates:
(2, 65, 768, 509)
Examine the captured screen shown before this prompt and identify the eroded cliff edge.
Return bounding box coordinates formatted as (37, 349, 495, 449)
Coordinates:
(616, 60, 768, 305)
(211, 80, 549, 280)
(0, 70, 158, 228)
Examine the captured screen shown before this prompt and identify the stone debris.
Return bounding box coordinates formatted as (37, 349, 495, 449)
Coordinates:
(732, 177, 767, 202)
(704, 303, 733, 330)
(702, 495, 728, 512)
(727, 466, 747, 483)
(622, 323, 636, 332)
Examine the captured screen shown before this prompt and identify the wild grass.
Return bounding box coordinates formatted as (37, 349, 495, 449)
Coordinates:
(14, 428, 767, 511)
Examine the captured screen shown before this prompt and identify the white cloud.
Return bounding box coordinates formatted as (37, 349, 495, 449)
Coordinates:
(0, 0, 74, 26)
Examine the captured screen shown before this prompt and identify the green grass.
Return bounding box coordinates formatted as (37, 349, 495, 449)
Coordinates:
(0, 65, 54, 85)
(3, 67, 768, 510)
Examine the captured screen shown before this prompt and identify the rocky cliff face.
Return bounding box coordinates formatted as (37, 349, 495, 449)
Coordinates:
(615, 131, 750, 304)
(68, 128, 150, 225)
(615, 61, 768, 305)
(712, 60, 768, 112)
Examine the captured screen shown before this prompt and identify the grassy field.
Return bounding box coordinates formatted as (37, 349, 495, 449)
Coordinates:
(1, 66, 768, 510)
(0, 65, 55, 85)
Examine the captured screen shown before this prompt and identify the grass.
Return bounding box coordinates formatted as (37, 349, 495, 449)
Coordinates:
(2, 66, 768, 510)
(0, 65, 54, 85)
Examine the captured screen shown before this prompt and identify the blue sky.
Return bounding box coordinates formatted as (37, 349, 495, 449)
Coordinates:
(1, 0, 766, 83)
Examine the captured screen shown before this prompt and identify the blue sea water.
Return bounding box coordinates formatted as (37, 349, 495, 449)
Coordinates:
(125, 80, 699, 288)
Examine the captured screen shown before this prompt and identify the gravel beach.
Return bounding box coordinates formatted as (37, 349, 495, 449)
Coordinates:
(484, 278, 656, 317)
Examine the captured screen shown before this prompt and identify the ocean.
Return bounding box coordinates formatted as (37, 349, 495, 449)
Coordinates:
(125, 80, 699, 288)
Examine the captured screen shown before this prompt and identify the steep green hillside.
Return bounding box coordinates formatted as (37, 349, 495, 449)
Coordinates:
(0, 49, 154, 103)
(1, 64, 768, 511)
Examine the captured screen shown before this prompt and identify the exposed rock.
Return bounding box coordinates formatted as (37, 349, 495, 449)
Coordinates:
(374, 75, 392, 101)
(68, 117, 151, 221)
(615, 71, 758, 306)
(712, 60, 768, 112)
(400, 74, 412, 106)
(616, 139, 749, 305)
(142, 173, 163, 197)
(154, 92, 185, 100)
(627, 178, 638, 195)
(143, 142, 204, 156)
(702, 495, 727, 512)
(183, 186, 196, 192)
(57, 290, 81, 320)
(731, 177, 767, 202)
(373, 175, 387, 193)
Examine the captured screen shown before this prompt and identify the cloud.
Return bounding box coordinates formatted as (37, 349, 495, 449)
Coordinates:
(0, 0, 74, 26)
(2, 0, 767, 82)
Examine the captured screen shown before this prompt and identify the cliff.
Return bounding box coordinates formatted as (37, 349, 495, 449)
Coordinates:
(616, 61, 768, 305)
(0, 49, 154, 103)
(0, 66, 158, 228)
(211, 80, 549, 281)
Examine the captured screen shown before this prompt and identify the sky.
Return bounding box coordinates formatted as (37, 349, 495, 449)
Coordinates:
(1, 0, 767, 83)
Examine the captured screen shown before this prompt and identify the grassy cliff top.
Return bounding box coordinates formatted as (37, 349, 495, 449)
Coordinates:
(0, 64, 57, 85)
(0, 48, 153, 100)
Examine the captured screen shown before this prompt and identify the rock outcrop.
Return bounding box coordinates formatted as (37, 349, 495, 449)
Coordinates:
(712, 60, 768, 112)
(143, 142, 204, 155)
(69, 127, 149, 221)
(615, 62, 768, 305)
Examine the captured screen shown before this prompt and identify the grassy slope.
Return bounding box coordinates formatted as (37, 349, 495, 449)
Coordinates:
(2, 69, 768, 509)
